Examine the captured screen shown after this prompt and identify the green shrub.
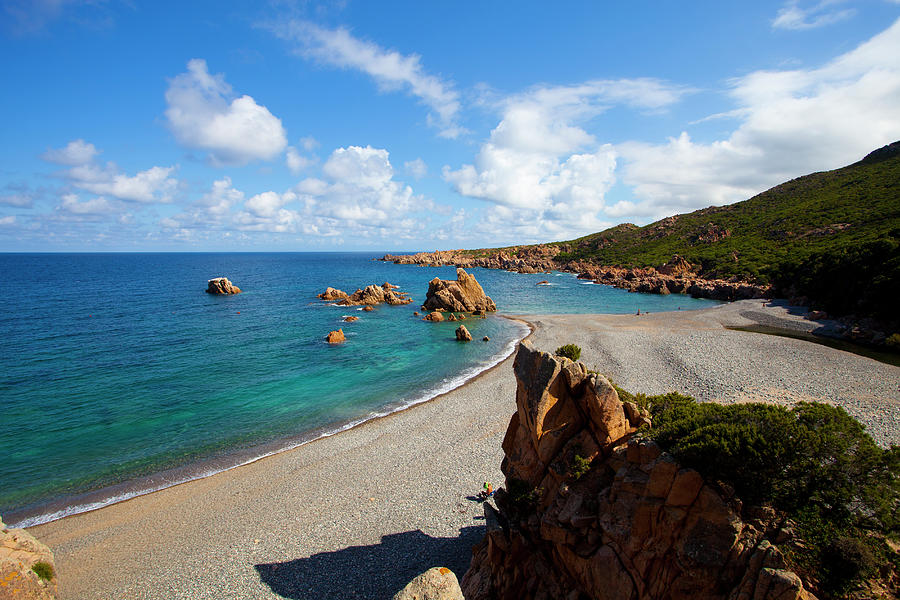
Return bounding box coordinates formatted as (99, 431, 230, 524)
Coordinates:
(635, 393, 900, 597)
(571, 454, 591, 480)
(555, 344, 582, 361)
(31, 562, 54, 582)
(886, 333, 900, 349)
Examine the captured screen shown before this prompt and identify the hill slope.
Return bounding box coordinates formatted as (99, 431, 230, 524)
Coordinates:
(553, 141, 900, 286)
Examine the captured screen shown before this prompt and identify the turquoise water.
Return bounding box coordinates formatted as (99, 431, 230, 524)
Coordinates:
(0, 253, 719, 527)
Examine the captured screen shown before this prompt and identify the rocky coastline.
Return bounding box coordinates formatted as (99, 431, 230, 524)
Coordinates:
(462, 341, 816, 600)
(380, 249, 772, 303)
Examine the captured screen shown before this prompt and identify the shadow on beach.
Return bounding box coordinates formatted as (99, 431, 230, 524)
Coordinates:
(255, 526, 484, 599)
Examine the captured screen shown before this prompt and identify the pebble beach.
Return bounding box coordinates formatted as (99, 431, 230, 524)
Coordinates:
(30, 300, 899, 599)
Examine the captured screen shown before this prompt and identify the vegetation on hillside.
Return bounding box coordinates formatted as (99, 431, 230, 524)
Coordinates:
(467, 142, 900, 325)
(616, 386, 899, 598)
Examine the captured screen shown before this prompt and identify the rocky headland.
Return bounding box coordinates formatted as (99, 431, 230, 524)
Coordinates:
(422, 268, 497, 313)
(461, 341, 815, 600)
(381, 251, 771, 303)
(1, 516, 58, 600)
(318, 282, 412, 306)
(206, 277, 242, 295)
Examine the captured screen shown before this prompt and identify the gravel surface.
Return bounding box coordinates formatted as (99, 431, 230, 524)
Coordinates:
(30, 300, 899, 599)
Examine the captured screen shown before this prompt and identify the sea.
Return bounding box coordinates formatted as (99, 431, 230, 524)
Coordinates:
(0, 252, 720, 528)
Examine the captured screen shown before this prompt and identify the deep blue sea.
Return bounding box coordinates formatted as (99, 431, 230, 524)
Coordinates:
(0, 253, 719, 527)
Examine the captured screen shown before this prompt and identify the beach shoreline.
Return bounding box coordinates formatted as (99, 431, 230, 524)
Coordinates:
(29, 300, 899, 599)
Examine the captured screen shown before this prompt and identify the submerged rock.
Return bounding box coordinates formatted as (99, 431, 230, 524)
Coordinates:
(422, 268, 497, 313)
(206, 277, 241, 295)
(343, 316, 359, 322)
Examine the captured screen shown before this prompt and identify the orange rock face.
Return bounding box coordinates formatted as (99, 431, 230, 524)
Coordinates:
(206, 277, 241, 295)
(422, 268, 497, 313)
(343, 316, 359, 322)
(423, 311, 444, 322)
(325, 329, 345, 343)
(462, 342, 812, 600)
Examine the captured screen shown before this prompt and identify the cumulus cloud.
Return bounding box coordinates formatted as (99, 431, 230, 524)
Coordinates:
(271, 21, 463, 138)
(404, 158, 427, 179)
(618, 18, 900, 220)
(0, 215, 16, 225)
(772, 0, 855, 30)
(165, 59, 287, 165)
(292, 145, 430, 239)
(42, 139, 178, 203)
(41, 139, 98, 165)
(56, 193, 117, 215)
(444, 78, 687, 240)
(286, 146, 316, 174)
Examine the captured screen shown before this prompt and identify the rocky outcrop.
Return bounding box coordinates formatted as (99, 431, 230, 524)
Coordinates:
(577, 265, 772, 301)
(319, 287, 349, 302)
(393, 567, 465, 600)
(381, 250, 773, 302)
(325, 329, 345, 344)
(206, 277, 242, 295)
(424, 311, 444, 322)
(461, 342, 812, 600)
(343, 315, 359, 322)
(422, 269, 497, 313)
(1, 516, 58, 600)
(319, 283, 412, 306)
(455, 325, 472, 341)
(382, 245, 561, 274)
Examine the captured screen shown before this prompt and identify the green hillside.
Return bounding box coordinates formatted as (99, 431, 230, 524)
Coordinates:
(548, 141, 900, 324)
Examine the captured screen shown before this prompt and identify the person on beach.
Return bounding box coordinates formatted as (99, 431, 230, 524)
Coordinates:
(480, 481, 493, 499)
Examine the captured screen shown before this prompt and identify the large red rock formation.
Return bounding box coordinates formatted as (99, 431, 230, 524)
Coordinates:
(462, 342, 813, 600)
(422, 268, 497, 313)
(318, 283, 412, 306)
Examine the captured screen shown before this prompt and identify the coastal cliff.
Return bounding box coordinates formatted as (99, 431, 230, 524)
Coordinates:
(461, 342, 813, 600)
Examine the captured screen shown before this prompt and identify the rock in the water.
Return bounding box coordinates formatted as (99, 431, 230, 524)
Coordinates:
(536, 280, 549, 285)
(422, 268, 496, 313)
(482, 336, 490, 342)
(424, 312, 444, 322)
(319, 287, 350, 301)
(319, 283, 411, 306)
(461, 341, 813, 600)
(343, 316, 359, 322)
(206, 277, 241, 295)
(0, 516, 58, 600)
(362, 305, 374, 312)
(394, 567, 464, 600)
(325, 329, 345, 344)
(413, 311, 420, 316)
(455, 325, 472, 341)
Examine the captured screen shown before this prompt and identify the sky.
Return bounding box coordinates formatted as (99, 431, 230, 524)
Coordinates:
(1, 0, 899, 252)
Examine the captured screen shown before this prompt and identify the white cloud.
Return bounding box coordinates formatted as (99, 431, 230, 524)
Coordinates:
(41, 139, 98, 165)
(404, 158, 427, 179)
(291, 145, 432, 239)
(444, 78, 687, 240)
(299, 136, 319, 151)
(618, 18, 900, 220)
(42, 140, 179, 204)
(165, 59, 287, 165)
(0, 215, 16, 225)
(272, 21, 463, 138)
(56, 193, 117, 215)
(286, 146, 315, 174)
(773, 1, 855, 30)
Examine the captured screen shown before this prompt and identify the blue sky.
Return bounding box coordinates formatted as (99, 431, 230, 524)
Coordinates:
(2, 1, 899, 252)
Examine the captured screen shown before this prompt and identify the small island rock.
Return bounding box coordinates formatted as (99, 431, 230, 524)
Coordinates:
(422, 268, 496, 313)
(483, 336, 490, 342)
(362, 305, 374, 312)
(206, 277, 242, 295)
(319, 287, 350, 301)
(325, 329, 345, 344)
(424, 312, 444, 322)
(455, 325, 472, 341)
(343, 316, 359, 322)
